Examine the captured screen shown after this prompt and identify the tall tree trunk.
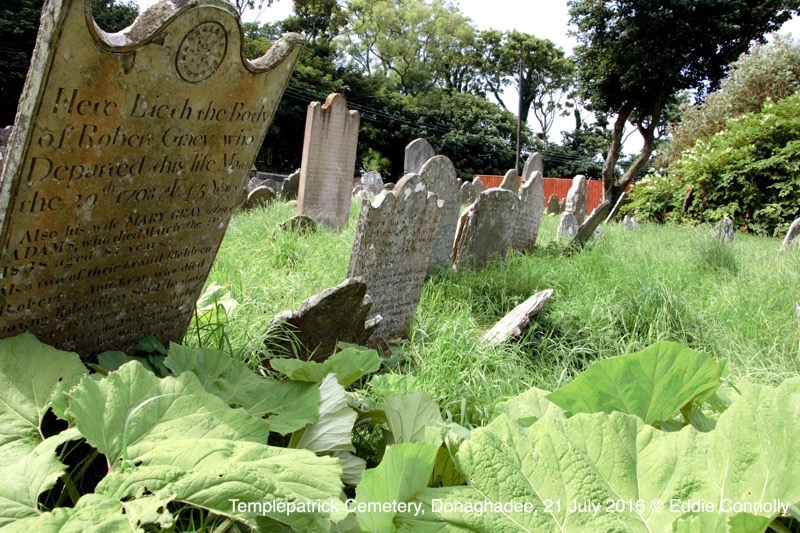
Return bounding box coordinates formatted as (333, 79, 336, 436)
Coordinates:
(602, 103, 633, 201)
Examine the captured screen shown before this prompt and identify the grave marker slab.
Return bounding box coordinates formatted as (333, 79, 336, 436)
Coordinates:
(483, 288, 554, 345)
(567, 200, 612, 252)
(522, 152, 544, 178)
(360, 170, 384, 198)
(460, 181, 476, 205)
(546, 194, 560, 215)
(0, 0, 302, 356)
(557, 212, 579, 241)
(403, 138, 435, 174)
(499, 168, 519, 194)
(347, 173, 442, 342)
(420, 155, 459, 271)
(297, 93, 360, 229)
(713, 216, 735, 243)
(605, 190, 630, 223)
(245, 185, 277, 209)
(281, 170, 300, 200)
(452, 189, 520, 270)
(513, 170, 544, 253)
(473, 177, 485, 195)
(564, 174, 588, 224)
(624, 212, 640, 231)
(780, 217, 800, 251)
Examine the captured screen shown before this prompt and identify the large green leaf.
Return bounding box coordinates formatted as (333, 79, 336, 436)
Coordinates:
(398, 377, 800, 531)
(382, 392, 444, 444)
(4, 493, 131, 532)
(493, 386, 565, 427)
(65, 361, 269, 467)
(355, 443, 440, 532)
(294, 374, 357, 453)
(98, 438, 344, 530)
(547, 341, 724, 424)
(270, 344, 381, 387)
(165, 344, 319, 434)
(0, 333, 86, 461)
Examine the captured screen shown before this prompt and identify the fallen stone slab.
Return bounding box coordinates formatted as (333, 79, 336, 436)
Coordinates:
(266, 277, 382, 361)
(483, 289, 554, 345)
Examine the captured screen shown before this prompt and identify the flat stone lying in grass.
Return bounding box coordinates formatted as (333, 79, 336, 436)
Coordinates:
(513, 170, 544, 253)
(483, 288, 554, 345)
(297, 93, 360, 230)
(404, 138, 436, 174)
(460, 181, 476, 204)
(266, 277, 381, 361)
(281, 170, 300, 200)
(546, 194, 560, 215)
(780, 217, 800, 251)
(420, 155, 459, 271)
(713, 216, 735, 243)
(499, 168, 519, 194)
(452, 188, 520, 270)
(348, 173, 443, 343)
(0, 0, 302, 356)
(564, 174, 588, 224)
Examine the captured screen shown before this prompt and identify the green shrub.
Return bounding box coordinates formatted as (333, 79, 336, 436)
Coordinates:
(626, 169, 686, 224)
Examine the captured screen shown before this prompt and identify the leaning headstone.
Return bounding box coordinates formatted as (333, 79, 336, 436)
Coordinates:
(347, 173, 443, 342)
(483, 289, 554, 345)
(564, 174, 588, 224)
(266, 277, 381, 361)
(780, 217, 800, 251)
(420, 155, 459, 271)
(278, 215, 317, 235)
(452, 189, 520, 270)
(623, 211, 640, 231)
(557, 212, 579, 241)
(473, 177, 485, 195)
(712, 216, 735, 244)
(0, 0, 302, 356)
(460, 181, 476, 205)
(281, 170, 300, 200)
(566, 200, 612, 252)
(499, 168, 519, 194)
(0, 126, 11, 175)
(560, 198, 567, 212)
(546, 194, 560, 215)
(522, 152, 544, 178)
(404, 138, 436, 174)
(297, 93, 360, 229)
(360, 170, 384, 197)
(605, 190, 630, 223)
(244, 186, 276, 209)
(513, 170, 545, 253)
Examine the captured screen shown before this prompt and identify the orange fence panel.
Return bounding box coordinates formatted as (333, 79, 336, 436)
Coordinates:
(472, 175, 606, 212)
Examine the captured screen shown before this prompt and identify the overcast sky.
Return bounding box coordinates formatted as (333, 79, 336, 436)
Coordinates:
(131, 0, 800, 153)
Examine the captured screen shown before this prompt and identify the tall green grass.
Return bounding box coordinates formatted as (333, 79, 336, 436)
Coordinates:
(195, 201, 800, 427)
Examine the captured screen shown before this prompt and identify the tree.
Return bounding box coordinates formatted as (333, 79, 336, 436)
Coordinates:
(229, 0, 275, 18)
(569, 0, 800, 204)
(477, 30, 575, 142)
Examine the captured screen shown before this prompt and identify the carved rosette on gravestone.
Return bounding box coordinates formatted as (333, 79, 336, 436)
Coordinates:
(420, 155, 459, 271)
(347, 173, 443, 343)
(281, 170, 300, 200)
(780, 217, 800, 251)
(513, 170, 545, 253)
(266, 277, 381, 361)
(546, 194, 560, 215)
(623, 211, 640, 231)
(557, 212, 579, 241)
(360, 170, 384, 198)
(403, 138, 436, 175)
(473, 177, 485, 195)
(0, 0, 302, 356)
(564, 174, 588, 224)
(499, 168, 519, 194)
(460, 181, 476, 205)
(452, 189, 520, 270)
(297, 93, 360, 230)
(712, 216, 735, 243)
(245, 186, 277, 209)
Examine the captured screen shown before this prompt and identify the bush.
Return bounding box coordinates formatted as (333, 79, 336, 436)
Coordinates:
(626, 170, 685, 224)
(671, 91, 800, 235)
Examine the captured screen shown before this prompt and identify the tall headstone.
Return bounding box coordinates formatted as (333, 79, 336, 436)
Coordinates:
(521, 152, 544, 181)
(404, 138, 436, 174)
(0, 0, 302, 356)
(281, 170, 300, 200)
(546, 194, 560, 215)
(564, 174, 588, 224)
(360, 170, 384, 198)
(460, 181, 476, 205)
(499, 168, 519, 194)
(712, 216, 735, 244)
(420, 155, 459, 271)
(780, 217, 800, 251)
(513, 171, 545, 253)
(347, 173, 443, 342)
(297, 93, 360, 230)
(473, 177, 485, 195)
(452, 189, 520, 270)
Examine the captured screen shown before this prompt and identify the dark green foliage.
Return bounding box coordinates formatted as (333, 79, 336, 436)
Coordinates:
(626, 170, 685, 224)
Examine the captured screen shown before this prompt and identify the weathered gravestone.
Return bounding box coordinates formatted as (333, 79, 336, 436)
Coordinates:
(513, 170, 545, 253)
(266, 277, 381, 361)
(713, 216, 735, 243)
(780, 217, 800, 251)
(297, 93, 359, 229)
(347, 173, 443, 342)
(277, 214, 317, 235)
(360, 170, 384, 198)
(624, 211, 640, 231)
(483, 288, 554, 345)
(546, 194, 560, 215)
(420, 155, 459, 271)
(499, 168, 519, 194)
(566, 200, 612, 252)
(605, 190, 630, 223)
(564, 174, 588, 224)
(403, 138, 436, 175)
(557, 212, 579, 241)
(452, 188, 520, 270)
(524, 152, 544, 176)
(244, 185, 277, 209)
(281, 170, 300, 200)
(0, 0, 303, 356)
(460, 181, 476, 205)
(473, 177, 485, 195)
